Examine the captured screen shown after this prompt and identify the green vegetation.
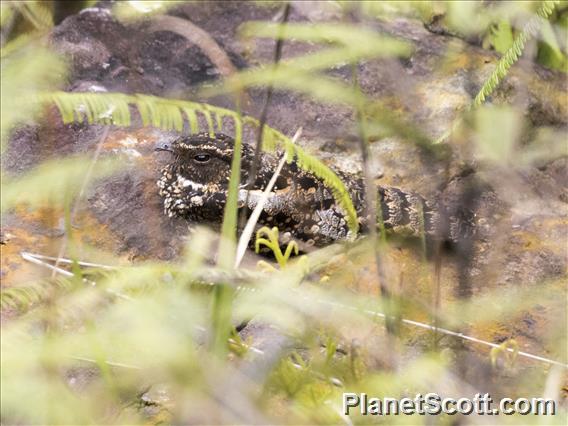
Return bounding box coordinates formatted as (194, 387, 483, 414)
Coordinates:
(1, 1, 566, 425)
(255, 226, 300, 268)
(473, 0, 560, 106)
(45, 91, 360, 234)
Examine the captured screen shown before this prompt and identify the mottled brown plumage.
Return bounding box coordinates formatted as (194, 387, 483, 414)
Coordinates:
(157, 133, 474, 248)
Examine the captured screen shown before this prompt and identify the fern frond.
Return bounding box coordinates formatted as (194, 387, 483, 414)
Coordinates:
(44, 91, 359, 234)
(202, 46, 409, 104)
(1, 156, 118, 212)
(1, 278, 73, 312)
(255, 226, 298, 268)
(435, 0, 559, 144)
(240, 22, 411, 55)
(473, 0, 559, 107)
(204, 22, 411, 105)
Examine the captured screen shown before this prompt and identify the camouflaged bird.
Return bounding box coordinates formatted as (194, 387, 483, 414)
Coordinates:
(157, 133, 474, 248)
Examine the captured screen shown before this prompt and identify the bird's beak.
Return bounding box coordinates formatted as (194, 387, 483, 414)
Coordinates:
(154, 147, 173, 153)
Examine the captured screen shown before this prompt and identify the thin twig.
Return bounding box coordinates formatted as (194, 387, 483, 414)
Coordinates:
(228, 337, 344, 387)
(21, 251, 117, 270)
(234, 127, 302, 268)
(51, 126, 110, 277)
(22, 251, 75, 278)
(239, 3, 291, 230)
(71, 356, 141, 370)
(351, 64, 395, 339)
(19, 254, 567, 369)
(246, 2, 290, 188)
(20, 251, 265, 288)
(320, 299, 568, 369)
(146, 15, 237, 78)
(22, 251, 132, 301)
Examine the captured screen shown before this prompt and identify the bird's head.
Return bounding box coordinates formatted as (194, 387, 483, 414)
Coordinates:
(157, 132, 253, 188)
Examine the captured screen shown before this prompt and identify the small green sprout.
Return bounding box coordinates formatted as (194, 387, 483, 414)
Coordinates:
(490, 339, 519, 369)
(255, 226, 299, 268)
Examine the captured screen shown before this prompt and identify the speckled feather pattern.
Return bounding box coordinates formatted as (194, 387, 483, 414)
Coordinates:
(157, 133, 474, 247)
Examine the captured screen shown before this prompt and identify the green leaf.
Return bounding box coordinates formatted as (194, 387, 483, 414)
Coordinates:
(13, 1, 53, 30)
(240, 22, 411, 53)
(537, 20, 568, 71)
(474, 106, 521, 164)
(219, 116, 243, 266)
(203, 42, 411, 101)
(490, 20, 514, 54)
(1, 47, 67, 149)
(0, 2, 15, 28)
(1, 156, 119, 212)
(436, 1, 560, 144)
(206, 22, 411, 107)
(112, 0, 174, 21)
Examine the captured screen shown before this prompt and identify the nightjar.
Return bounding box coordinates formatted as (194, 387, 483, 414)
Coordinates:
(156, 133, 474, 249)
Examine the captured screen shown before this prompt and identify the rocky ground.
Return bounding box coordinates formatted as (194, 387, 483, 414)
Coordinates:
(1, 1, 566, 376)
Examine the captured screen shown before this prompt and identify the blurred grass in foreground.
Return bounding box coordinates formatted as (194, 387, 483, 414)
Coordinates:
(1, 1, 567, 425)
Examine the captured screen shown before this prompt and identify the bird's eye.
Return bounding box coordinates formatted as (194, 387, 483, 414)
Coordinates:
(193, 153, 211, 163)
